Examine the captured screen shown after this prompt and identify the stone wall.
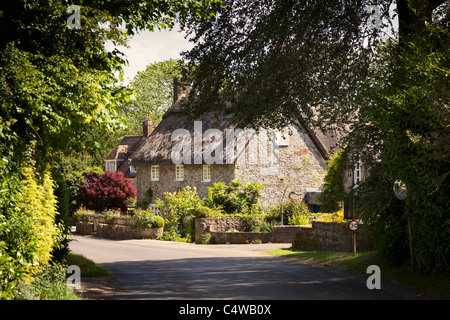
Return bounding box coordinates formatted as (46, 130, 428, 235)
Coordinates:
(194, 217, 300, 244)
(234, 125, 328, 208)
(292, 221, 376, 252)
(195, 217, 376, 250)
(195, 217, 247, 244)
(212, 226, 301, 244)
(74, 213, 163, 240)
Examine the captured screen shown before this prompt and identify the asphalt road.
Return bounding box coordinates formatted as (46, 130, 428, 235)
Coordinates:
(69, 234, 427, 300)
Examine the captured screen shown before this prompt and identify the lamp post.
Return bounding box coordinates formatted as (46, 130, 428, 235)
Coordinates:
(393, 180, 413, 270)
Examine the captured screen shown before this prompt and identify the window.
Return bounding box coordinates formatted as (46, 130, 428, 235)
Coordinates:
(106, 161, 116, 172)
(151, 165, 159, 181)
(202, 165, 211, 182)
(130, 165, 137, 173)
(175, 165, 184, 181)
(353, 155, 362, 187)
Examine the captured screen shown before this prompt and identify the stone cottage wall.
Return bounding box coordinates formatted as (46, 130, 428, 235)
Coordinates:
(235, 125, 328, 208)
(136, 164, 235, 203)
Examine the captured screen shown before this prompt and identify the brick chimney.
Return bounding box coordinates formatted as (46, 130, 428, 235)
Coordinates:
(173, 69, 190, 103)
(143, 119, 153, 137)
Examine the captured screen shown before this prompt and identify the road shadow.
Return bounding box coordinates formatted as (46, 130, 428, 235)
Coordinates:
(98, 256, 425, 300)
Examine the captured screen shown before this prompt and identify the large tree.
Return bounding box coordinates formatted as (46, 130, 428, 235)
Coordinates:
(119, 59, 182, 135)
(179, 0, 449, 271)
(0, 0, 220, 298)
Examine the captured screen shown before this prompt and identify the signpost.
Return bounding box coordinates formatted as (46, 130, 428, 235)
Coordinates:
(348, 220, 359, 254)
(393, 180, 413, 270)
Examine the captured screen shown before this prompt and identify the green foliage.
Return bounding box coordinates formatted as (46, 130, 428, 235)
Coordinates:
(203, 180, 264, 214)
(0, 166, 63, 299)
(318, 149, 348, 212)
(201, 233, 215, 244)
(131, 209, 165, 229)
(288, 213, 309, 226)
(138, 187, 154, 209)
(244, 216, 274, 232)
(156, 186, 202, 236)
(102, 209, 122, 224)
(64, 252, 109, 278)
(120, 59, 183, 134)
(0, 0, 222, 299)
(351, 13, 450, 272)
(13, 263, 81, 300)
(192, 206, 223, 218)
(272, 199, 311, 225)
(179, 0, 382, 130)
(72, 207, 95, 223)
(158, 227, 187, 242)
(178, 0, 449, 273)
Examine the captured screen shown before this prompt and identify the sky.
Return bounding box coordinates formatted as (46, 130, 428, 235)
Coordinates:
(110, 25, 194, 86)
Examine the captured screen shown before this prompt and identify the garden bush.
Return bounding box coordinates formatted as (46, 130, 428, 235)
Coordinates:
(203, 180, 264, 214)
(155, 186, 202, 236)
(192, 206, 223, 218)
(0, 166, 64, 299)
(13, 263, 80, 300)
(77, 170, 136, 212)
(272, 199, 311, 225)
(130, 209, 165, 229)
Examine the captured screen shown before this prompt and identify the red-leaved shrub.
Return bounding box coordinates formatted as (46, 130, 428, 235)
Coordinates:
(77, 170, 136, 212)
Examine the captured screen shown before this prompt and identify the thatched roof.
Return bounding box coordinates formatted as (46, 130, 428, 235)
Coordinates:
(131, 92, 342, 166)
(105, 135, 144, 161)
(105, 135, 146, 177)
(131, 93, 234, 166)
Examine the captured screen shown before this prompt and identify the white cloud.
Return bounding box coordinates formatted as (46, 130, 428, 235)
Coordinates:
(107, 25, 194, 85)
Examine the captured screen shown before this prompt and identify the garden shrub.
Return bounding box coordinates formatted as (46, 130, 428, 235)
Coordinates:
(203, 180, 264, 214)
(13, 263, 80, 300)
(273, 199, 311, 225)
(156, 186, 202, 235)
(77, 170, 136, 212)
(192, 206, 223, 218)
(201, 232, 214, 244)
(0, 166, 63, 299)
(288, 212, 309, 225)
(318, 149, 348, 212)
(152, 216, 165, 228)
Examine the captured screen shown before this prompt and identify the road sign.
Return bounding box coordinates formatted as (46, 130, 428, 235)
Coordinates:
(348, 220, 359, 232)
(393, 180, 407, 200)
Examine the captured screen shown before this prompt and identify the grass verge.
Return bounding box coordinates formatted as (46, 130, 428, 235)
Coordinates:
(64, 252, 109, 278)
(263, 248, 450, 298)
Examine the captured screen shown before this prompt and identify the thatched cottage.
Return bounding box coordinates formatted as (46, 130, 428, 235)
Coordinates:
(129, 83, 343, 211)
(104, 119, 153, 187)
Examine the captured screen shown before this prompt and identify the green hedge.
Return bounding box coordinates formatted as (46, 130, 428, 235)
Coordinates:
(1, 166, 63, 299)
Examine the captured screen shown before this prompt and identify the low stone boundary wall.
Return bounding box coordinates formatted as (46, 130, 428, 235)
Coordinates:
(292, 221, 375, 252)
(212, 226, 301, 244)
(194, 217, 299, 244)
(195, 217, 376, 250)
(74, 213, 163, 240)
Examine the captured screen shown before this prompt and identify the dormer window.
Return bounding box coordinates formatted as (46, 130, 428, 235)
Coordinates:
(105, 161, 116, 172)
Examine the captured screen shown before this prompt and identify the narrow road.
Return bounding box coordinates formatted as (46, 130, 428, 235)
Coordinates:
(69, 234, 426, 300)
